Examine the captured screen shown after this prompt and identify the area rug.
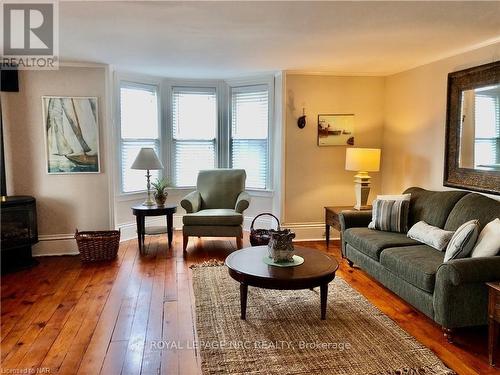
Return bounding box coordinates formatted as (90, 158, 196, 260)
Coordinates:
(191, 264, 455, 375)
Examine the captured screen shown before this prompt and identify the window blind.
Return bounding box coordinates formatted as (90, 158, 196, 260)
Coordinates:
(172, 88, 217, 187)
(474, 91, 500, 168)
(120, 84, 160, 193)
(231, 85, 269, 189)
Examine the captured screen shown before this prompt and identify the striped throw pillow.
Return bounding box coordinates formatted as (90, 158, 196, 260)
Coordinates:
(368, 199, 410, 233)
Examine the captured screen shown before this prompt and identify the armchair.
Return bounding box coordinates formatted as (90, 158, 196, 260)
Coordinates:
(180, 169, 251, 253)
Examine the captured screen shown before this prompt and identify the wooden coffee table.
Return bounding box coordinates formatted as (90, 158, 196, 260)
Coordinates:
(225, 246, 339, 320)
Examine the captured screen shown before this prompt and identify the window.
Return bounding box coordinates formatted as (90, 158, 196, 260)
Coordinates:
(172, 87, 217, 187)
(230, 85, 269, 189)
(117, 76, 273, 193)
(119, 83, 160, 193)
(474, 90, 499, 169)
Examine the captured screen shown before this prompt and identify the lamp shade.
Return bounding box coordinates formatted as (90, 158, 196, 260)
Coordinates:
(345, 148, 381, 172)
(131, 148, 163, 170)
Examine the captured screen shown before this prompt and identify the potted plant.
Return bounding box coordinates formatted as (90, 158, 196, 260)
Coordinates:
(151, 178, 170, 206)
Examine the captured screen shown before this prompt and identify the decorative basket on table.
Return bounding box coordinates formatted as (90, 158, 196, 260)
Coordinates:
(249, 213, 280, 246)
(75, 229, 120, 262)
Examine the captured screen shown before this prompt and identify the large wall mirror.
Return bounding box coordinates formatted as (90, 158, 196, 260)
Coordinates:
(444, 61, 500, 195)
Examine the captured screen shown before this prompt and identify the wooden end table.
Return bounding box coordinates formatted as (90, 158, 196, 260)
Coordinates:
(325, 206, 372, 248)
(487, 282, 500, 366)
(225, 246, 339, 320)
(132, 204, 177, 254)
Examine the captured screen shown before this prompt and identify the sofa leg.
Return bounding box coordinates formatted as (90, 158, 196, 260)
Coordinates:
(236, 236, 243, 249)
(183, 235, 189, 254)
(442, 327, 455, 343)
(346, 259, 354, 268)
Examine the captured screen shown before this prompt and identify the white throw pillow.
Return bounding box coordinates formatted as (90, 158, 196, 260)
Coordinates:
(407, 221, 454, 251)
(444, 220, 479, 262)
(376, 194, 411, 201)
(471, 218, 500, 258)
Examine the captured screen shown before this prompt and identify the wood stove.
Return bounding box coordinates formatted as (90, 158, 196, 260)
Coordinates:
(1, 196, 38, 272)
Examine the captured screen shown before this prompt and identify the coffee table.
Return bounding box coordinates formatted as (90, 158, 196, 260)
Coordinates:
(225, 246, 339, 320)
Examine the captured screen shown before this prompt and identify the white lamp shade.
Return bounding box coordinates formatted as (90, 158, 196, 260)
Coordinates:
(345, 148, 381, 172)
(131, 148, 163, 170)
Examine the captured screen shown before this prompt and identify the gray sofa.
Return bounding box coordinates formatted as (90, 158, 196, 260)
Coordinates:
(339, 187, 500, 342)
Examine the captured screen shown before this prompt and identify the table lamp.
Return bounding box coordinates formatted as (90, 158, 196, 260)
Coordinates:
(345, 148, 381, 210)
(131, 148, 163, 206)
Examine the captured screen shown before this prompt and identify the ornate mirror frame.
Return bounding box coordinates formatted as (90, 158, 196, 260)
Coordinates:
(444, 60, 500, 195)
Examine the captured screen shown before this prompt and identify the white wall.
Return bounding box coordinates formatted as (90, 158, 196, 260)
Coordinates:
(1, 65, 112, 255)
(382, 43, 500, 195)
(283, 74, 385, 239)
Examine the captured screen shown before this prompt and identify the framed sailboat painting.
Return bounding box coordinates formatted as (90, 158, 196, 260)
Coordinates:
(42, 96, 100, 174)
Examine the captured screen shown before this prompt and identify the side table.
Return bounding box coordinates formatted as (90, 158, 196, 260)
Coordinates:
(487, 282, 500, 366)
(132, 204, 177, 254)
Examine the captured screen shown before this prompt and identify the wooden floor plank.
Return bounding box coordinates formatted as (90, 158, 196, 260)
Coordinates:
(1, 232, 497, 375)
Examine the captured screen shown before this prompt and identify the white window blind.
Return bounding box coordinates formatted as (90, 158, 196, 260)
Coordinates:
(474, 91, 500, 169)
(120, 84, 160, 193)
(230, 85, 269, 189)
(172, 87, 217, 187)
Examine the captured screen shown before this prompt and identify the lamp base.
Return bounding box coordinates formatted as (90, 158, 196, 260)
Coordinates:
(353, 172, 371, 210)
(142, 197, 155, 207)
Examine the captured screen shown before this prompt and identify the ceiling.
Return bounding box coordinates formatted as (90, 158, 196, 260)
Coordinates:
(60, 1, 500, 78)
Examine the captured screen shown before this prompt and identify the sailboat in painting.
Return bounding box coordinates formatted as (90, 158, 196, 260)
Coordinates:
(45, 97, 99, 173)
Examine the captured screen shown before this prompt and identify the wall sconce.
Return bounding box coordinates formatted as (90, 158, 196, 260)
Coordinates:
(297, 108, 306, 129)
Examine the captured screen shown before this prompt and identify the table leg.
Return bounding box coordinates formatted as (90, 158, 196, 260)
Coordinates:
(325, 224, 330, 248)
(141, 216, 146, 253)
(489, 318, 498, 366)
(240, 283, 248, 320)
(167, 213, 173, 249)
(136, 215, 142, 254)
(320, 283, 328, 320)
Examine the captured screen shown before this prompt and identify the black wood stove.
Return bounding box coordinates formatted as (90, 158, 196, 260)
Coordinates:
(1, 196, 38, 272)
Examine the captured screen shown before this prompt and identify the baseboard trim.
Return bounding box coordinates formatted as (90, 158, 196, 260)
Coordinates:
(31, 217, 333, 257)
(281, 221, 340, 241)
(33, 234, 79, 257)
(116, 214, 274, 242)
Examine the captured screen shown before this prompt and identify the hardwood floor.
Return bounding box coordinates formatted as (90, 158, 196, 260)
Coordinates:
(1, 232, 498, 375)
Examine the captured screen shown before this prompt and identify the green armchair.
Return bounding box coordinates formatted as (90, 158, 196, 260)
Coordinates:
(180, 169, 251, 254)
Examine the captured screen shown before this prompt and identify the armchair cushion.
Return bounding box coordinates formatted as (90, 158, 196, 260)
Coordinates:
(235, 191, 251, 213)
(180, 191, 201, 213)
(183, 209, 243, 226)
(197, 169, 246, 209)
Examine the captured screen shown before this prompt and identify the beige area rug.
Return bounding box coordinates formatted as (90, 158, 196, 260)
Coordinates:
(191, 265, 455, 375)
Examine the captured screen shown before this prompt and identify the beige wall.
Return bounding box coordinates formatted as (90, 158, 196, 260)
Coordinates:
(382, 43, 500, 194)
(284, 75, 385, 231)
(1, 66, 111, 253)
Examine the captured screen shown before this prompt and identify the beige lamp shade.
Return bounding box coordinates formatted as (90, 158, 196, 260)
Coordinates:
(345, 148, 381, 172)
(131, 148, 163, 170)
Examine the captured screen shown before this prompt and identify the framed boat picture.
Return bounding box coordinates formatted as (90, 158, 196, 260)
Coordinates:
(317, 114, 355, 146)
(42, 96, 100, 174)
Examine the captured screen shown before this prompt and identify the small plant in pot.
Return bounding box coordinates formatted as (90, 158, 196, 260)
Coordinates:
(151, 178, 170, 206)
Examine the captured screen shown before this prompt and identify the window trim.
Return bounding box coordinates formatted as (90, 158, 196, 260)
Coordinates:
(226, 76, 274, 190)
(117, 78, 162, 194)
(115, 73, 274, 196)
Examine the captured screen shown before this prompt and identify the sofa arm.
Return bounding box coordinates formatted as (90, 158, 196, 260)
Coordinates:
(338, 210, 372, 232)
(433, 256, 500, 328)
(180, 191, 201, 213)
(235, 191, 251, 213)
(436, 257, 500, 286)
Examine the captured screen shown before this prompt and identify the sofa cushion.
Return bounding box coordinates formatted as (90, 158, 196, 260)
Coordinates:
(380, 245, 445, 293)
(444, 193, 500, 232)
(343, 228, 420, 261)
(403, 187, 468, 228)
(183, 209, 243, 226)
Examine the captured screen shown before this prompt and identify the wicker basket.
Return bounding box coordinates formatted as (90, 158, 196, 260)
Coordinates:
(75, 229, 120, 262)
(249, 213, 280, 246)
